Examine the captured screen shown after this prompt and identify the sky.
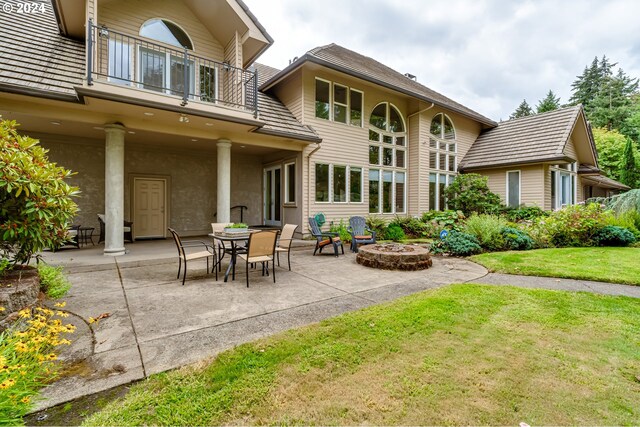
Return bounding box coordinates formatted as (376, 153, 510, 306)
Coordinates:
(242, 0, 640, 121)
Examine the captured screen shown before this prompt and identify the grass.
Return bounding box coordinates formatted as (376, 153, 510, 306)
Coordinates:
(471, 247, 640, 285)
(84, 284, 640, 426)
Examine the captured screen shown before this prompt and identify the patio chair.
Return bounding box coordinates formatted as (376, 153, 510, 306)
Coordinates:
(237, 230, 278, 287)
(348, 216, 376, 253)
(211, 222, 248, 272)
(276, 223, 298, 270)
(98, 214, 134, 243)
(168, 228, 216, 285)
(308, 217, 344, 257)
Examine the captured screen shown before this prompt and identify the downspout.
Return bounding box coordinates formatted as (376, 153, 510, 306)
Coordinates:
(306, 142, 322, 234)
(406, 102, 435, 214)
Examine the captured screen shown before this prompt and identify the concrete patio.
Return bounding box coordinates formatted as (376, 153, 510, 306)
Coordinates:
(34, 239, 488, 410)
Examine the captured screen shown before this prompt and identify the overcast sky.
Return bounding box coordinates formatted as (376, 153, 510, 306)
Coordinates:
(243, 0, 640, 121)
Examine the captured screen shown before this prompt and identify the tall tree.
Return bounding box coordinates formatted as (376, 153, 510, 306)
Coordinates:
(510, 99, 533, 119)
(536, 90, 561, 113)
(592, 127, 634, 181)
(620, 138, 640, 188)
(590, 68, 639, 130)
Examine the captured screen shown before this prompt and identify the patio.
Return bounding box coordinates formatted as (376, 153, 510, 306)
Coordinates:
(34, 239, 488, 410)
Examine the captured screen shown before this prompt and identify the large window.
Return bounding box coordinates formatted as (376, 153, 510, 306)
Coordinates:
(368, 102, 406, 214)
(506, 170, 521, 208)
(314, 78, 363, 127)
(315, 163, 362, 203)
(429, 113, 457, 210)
(284, 162, 296, 204)
(140, 19, 193, 49)
(551, 163, 577, 209)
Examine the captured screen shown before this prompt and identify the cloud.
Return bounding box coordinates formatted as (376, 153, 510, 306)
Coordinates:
(244, 0, 640, 121)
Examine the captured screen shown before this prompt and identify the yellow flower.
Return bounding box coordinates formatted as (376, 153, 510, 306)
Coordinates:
(54, 301, 66, 308)
(46, 353, 57, 361)
(20, 396, 30, 404)
(88, 317, 97, 324)
(0, 356, 6, 366)
(58, 338, 71, 346)
(0, 306, 5, 312)
(0, 379, 15, 389)
(15, 342, 28, 352)
(63, 324, 76, 333)
(56, 311, 69, 318)
(18, 308, 31, 318)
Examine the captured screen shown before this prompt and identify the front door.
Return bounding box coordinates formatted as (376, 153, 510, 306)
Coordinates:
(264, 166, 282, 226)
(133, 178, 166, 239)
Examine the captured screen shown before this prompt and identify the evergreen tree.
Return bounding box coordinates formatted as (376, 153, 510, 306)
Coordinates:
(536, 90, 561, 113)
(620, 138, 639, 188)
(590, 68, 639, 130)
(509, 99, 533, 119)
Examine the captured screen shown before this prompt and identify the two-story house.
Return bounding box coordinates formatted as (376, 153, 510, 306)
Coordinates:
(0, 0, 628, 256)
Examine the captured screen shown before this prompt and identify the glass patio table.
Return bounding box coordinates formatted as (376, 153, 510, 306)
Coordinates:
(208, 232, 254, 282)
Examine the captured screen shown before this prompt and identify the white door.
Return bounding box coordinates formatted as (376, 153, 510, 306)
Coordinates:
(134, 178, 166, 238)
(263, 167, 282, 226)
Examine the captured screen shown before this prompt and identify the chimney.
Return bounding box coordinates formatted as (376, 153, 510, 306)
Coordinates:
(404, 73, 417, 81)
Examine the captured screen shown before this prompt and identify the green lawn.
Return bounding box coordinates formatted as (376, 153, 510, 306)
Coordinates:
(84, 284, 640, 426)
(471, 247, 640, 285)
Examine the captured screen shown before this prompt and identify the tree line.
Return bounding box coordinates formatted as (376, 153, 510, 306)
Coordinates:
(509, 56, 639, 188)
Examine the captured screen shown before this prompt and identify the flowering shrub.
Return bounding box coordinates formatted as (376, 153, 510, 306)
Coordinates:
(535, 204, 608, 247)
(0, 118, 78, 265)
(0, 304, 74, 424)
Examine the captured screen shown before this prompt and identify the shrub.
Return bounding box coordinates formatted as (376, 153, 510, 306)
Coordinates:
(535, 204, 608, 247)
(329, 219, 351, 243)
(502, 206, 549, 222)
(366, 216, 387, 240)
(0, 119, 78, 265)
(445, 174, 503, 216)
(501, 226, 535, 250)
(605, 210, 640, 239)
(420, 210, 465, 234)
(384, 224, 406, 242)
(593, 226, 636, 247)
(606, 189, 640, 215)
(389, 216, 429, 239)
(463, 214, 507, 251)
(38, 264, 71, 299)
(442, 230, 482, 256)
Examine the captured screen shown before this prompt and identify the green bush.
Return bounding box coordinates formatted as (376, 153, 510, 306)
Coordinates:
(384, 224, 406, 242)
(445, 174, 503, 216)
(420, 210, 465, 234)
(38, 264, 71, 299)
(502, 206, 549, 222)
(0, 119, 78, 265)
(534, 204, 608, 247)
(329, 219, 351, 243)
(366, 216, 387, 240)
(501, 226, 535, 250)
(442, 230, 482, 256)
(389, 216, 430, 238)
(593, 226, 636, 247)
(463, 214, 507, 251)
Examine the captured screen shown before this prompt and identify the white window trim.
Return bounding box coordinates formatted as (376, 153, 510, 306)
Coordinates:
(349, 166, 364, 204)
(333, 83, 349, 124)
(136, 46, 195, 96)
(350, 88, 364, 128)
(284, 161, 296, 205)
(551, 163, 578, 209)
(369, 168, 381, 214)
(139, 18, 195, 51)
(332, 164, 348, 204)
(314, 163, 331, 204)
(506, 170, 522, 208)
(314, 77, 332, 121)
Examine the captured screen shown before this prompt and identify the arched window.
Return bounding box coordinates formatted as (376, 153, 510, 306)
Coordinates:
(428, 113, 457, 211)
(140, 19, 193, 50)
(368, 102, 406, 214)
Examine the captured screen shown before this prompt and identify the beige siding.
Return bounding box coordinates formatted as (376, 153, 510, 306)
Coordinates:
(543, 164, 552, 210)
(479, 165, 546, 208)
(99, 0, 225, 62)
(272, 72, 303, 122)
(563, 136, 578, 160)
(407, 113, 421, 215)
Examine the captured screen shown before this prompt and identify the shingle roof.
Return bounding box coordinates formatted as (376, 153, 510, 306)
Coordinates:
(260, 43, 496, 127)
(0, 0, 84, 101)
(0, 2, 319, 143)
(581, 174, 630, 191)
(459, 106, 584, 171)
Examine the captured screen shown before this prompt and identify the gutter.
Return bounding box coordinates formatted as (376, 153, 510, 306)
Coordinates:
(306, 141, 322, 226)
(253, 128, 322, 144)
(459, 155, 571, 172)
(0, 83, 80, 103)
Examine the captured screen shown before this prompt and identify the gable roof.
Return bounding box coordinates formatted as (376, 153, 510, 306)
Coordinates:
(260, 43, 497, 127)
(459, 105, 595, 171)
(0, 2, 318, 143)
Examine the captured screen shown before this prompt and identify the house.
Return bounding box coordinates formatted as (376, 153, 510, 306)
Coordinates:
(0, 0, 627, 256)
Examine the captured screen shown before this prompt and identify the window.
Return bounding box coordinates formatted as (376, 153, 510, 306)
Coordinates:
(428, 113, 457, 210)
(108, 39, 131, 84)
(284, 162, 296, 204)
(333, 165, 347, 202)
(551, 163, 577, 209)
(315, 79, 330, 120)
(315, 163, 329, 202)
(350, 167, 362, 202)
(368, 102, 407, 214)
(315, 78, 363, 127)
(140, 19, 193, 49)
(506, 170, 521, 208)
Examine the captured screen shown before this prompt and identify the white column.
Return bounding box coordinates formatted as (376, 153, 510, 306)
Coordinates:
(104, 124, 126, 256)
(216, 139, 232, 223)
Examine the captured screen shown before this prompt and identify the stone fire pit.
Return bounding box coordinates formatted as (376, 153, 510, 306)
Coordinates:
(356, 243, 432, 271)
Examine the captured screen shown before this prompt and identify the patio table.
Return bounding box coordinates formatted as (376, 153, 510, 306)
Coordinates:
(208, 232, 253, 282)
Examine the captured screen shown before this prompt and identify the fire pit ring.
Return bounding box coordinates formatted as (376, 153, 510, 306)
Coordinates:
(356, 243, 432, 271)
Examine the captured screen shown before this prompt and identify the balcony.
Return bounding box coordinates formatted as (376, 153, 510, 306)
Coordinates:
(86, 20, 258, 116)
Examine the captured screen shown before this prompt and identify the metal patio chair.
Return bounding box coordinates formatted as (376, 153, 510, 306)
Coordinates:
(237, 230, 278, 287)
(348, 216, 376, 252)
(308, 217, 344, 257)
(168, 228, 216, 285)
(276, 223, 298, 270)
